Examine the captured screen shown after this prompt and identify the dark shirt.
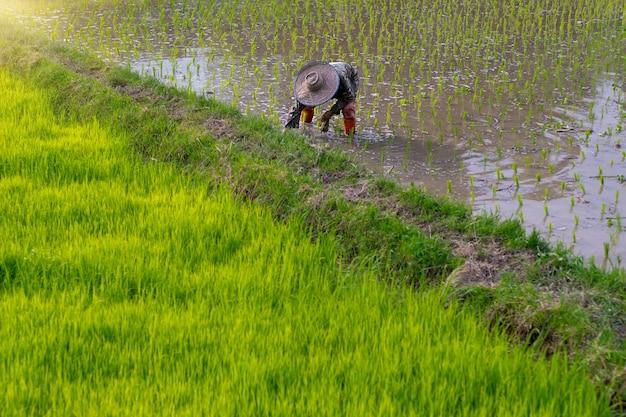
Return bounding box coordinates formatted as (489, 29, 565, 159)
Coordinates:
(328, 62, 359, 115)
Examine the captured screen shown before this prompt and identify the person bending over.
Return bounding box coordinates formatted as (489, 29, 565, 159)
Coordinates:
(285, 61, 359, 136)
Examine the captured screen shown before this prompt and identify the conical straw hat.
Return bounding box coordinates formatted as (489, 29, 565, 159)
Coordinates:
(293, 61, 340, 107)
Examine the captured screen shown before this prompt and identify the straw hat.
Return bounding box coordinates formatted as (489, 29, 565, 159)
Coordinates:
(293, 61, 340, 107)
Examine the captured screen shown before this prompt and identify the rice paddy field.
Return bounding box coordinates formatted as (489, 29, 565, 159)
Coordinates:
(0, 62, 614, 415)
(7, 0, 626, 266)
(1, 1, 626, 415)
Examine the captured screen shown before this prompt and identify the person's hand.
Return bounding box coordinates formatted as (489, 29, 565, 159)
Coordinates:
(320, 118, 330, 133)
(319, 111, 333, 132)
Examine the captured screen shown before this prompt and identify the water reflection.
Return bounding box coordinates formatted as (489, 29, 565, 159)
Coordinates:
(475, 77, 625, 266)
(21, 2, 626, 266)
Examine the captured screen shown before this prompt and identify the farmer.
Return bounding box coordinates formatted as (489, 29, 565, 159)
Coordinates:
(285, 61, 359, 136)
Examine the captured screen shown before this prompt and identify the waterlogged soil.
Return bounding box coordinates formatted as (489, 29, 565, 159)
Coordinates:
(24, 2, 626, 266)
(131, 57, 626, 266)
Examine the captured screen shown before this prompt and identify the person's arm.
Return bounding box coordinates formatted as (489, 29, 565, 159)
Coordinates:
(319, 107, 336, 132)
(319, 91, 353, 132)
(285, 102, 305, 128)
(347, 65, 359, 95)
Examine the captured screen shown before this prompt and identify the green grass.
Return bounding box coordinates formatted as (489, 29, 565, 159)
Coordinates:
(0, 18, 624, 410)
(0, 63, 612, 416)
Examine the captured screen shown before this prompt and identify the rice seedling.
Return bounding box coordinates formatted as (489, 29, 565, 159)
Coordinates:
(602, 242, 612, 270)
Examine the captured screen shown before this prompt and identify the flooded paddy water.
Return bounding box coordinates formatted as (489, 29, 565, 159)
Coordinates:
(17, 0, 626, 266)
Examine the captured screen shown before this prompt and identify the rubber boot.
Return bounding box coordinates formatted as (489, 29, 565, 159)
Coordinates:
(342, 101, 356, 136)
(301, 107, 315, 124)
(343, 118, 356, 136)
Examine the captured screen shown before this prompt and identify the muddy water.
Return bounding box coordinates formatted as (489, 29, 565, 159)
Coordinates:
(24, 2, 626, 266)
(475, 77, 625, 266)
(125, 52, 626, 267)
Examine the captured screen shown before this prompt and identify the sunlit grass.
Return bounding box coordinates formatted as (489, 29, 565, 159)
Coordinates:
(0, 66, 612, 416)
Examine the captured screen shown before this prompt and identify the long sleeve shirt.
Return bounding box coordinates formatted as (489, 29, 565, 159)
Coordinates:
(327, 62, 359, 115)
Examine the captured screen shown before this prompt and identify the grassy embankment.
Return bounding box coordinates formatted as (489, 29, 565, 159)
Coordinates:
(0, 40, 616, 416)
(0, 17, 624, 411)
